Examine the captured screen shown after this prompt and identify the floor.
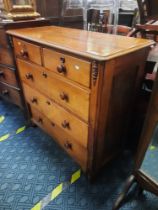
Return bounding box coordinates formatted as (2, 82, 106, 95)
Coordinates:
(0, 100, 158, 210)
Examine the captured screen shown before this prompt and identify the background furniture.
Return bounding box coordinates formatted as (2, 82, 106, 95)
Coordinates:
(113, 68, 158, 210)
(0, 19, 51, 109)
(7, 26, 152, 178)
(0, 0, 40, 20)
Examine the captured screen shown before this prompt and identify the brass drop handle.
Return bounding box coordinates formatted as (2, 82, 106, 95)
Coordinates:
(20, 49, 29, 58)
(0, 71, 4, 77)
(31, 97, 38, 104)
(61, 120, 69, 129)
(42, 72, 47, 78)
(38, 118, 43, 124)
(1, 89, 9, 95)
(59, 92, 68, 101)
(26, 73, 33, 80)
(64, 141, 72, 150)
(57, 65, 66, 74)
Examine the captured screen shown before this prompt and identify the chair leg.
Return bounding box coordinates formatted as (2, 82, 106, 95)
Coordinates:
(112, 175, 136, 210)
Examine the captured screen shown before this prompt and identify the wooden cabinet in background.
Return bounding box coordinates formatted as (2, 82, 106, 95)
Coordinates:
(0, 19, 51, 108)
(7, 26, 153, 178)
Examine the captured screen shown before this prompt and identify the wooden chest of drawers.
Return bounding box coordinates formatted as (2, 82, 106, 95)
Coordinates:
(7, 26, 153, 178)
(0, 19, 51, 108)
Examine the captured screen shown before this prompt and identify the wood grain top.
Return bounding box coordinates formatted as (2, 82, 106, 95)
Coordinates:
(7, 26, 154, 61)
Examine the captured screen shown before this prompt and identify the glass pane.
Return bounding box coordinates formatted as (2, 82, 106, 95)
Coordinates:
(141, 123, 158, 183)
(12, 0, 30, 5)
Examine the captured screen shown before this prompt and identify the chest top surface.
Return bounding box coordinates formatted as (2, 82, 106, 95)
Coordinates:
(7, 26, 154, 61)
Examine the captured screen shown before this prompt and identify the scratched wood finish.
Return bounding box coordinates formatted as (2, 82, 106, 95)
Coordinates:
(8, 26, 153, 178)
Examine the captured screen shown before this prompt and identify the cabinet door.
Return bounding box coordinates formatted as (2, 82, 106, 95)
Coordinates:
(36, 0, 62, 18)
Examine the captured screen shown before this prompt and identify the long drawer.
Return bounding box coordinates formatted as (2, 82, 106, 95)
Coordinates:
(13, 38, 42, 65)
(23, 83, 88, 148)
(0, 82, 22, 108)
(43, 48, 91, 87)
(17, 58, 90, 122)
(31, 107, 87, 171)
(0, 65, 18, 87)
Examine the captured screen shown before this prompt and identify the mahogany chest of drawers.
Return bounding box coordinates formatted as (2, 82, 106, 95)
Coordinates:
(7, 26, 153, 177)
(0, 19, 51, 108)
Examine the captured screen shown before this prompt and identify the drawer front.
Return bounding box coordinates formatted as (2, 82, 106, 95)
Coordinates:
(0, 48, 14, 66)
(0, 82, 22, 107)
(23, 83, 88, 148)
(17, 59, 90, 122)
(13, 38, 41, 65)
(0, 28, 8, 47)
(43, 48, 91, 87)
(31, 107, 87, 171)
(0, 65, 18, 87)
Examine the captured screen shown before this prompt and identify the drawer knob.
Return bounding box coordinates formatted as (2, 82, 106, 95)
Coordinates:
(51, 122, 55, 127)
(20, 49, 29, 58)
(26, 73, 33, 80)
(0, 71, 4, 77)
(57, 65, 66, 74)
(46, 101, 51, 105)
(38, 118, 43, 124)
(60, 57, 65, 63)
(42, 72, 47, 78)
(1, 89, 9, 95)
(59, 92, 68, 101)
(61, 120, 69, 129)
(64, 141, 72, 150)
(31, 97, 38, 104)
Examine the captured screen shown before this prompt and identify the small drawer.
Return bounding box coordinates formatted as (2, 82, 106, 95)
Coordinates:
(0, 65, 18, 87)
(17, 59, 90, 122)
(31, 107, 87, 171)
(13, 38, 41, 65)
(0, 47, 14, 66)
(43, 48, 91, 87)
(23, 83, 88, 148)
(0, 82, 22, 108)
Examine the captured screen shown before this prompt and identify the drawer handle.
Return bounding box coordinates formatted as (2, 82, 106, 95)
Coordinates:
(38, 118, 43, 124)
(57, 65, 66, 74)
(26, 73, 33, 80)
(61, 120, 69, 129)
(0, 71, 4, 77)
(42, 72, 47, 78)
(31, 97, 38, 104)
(1, 89, 9, 96)
(64, 141, 72, 150)
(46, 101, 51, 105)
(20, 49, 29, 58)
(59, 92, 68, 102)
(51, 122, 55, 127)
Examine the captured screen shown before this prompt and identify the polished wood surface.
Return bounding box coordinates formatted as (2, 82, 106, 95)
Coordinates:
(23, 83, 88, 148)
(17, 58, 90, 122)
(0, 65, 18, 87)
(0, 19, 51, 109)
(8, 26, 153, 177)
(13, 38, 42, 65)
(7, 26, 154, 61)
(31, 107, 88, 171)
(0, 82, 22, 107)
(43, 48, 91, 87)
